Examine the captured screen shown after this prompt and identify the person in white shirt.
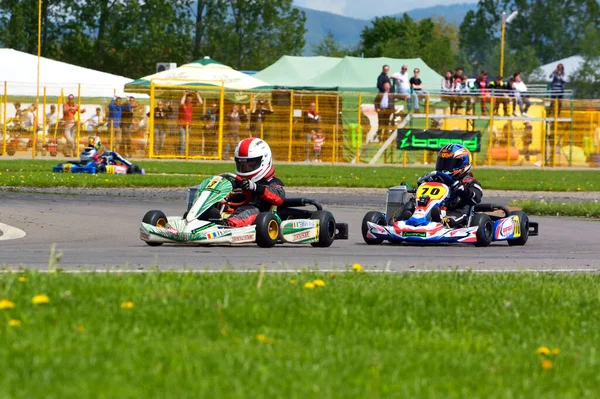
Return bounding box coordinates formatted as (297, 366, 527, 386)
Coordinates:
(86, 107, 104, 132)
(390, 64, 411, 110)
(20, 104, 37, 130)
(46, 105, 58, 135)
(512, 72, 531, 117)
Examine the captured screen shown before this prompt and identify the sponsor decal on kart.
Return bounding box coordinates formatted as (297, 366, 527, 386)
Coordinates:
(167, 227, 178, 235)
(292, 220, 318, 229)
(232, 233, 255, 243)
(496, 217, 520, 239)
(292, 230, 311, 240)
(204, 230, 231, 240)
(106, 165, 115, 174)
(416, 183, 448, 201)
(63, 163, 72, 173)
(402, 232, 427, 238)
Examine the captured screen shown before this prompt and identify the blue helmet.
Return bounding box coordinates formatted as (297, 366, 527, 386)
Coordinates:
(436, 144, 472, 178)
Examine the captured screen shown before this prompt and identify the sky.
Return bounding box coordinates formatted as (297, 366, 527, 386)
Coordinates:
(294, 0, 479, 19)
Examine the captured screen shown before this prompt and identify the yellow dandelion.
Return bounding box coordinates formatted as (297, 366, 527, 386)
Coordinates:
(577, 187, 581, 191)
(304, 282, 315, 289)
(8, 319, 21, 327)
(0, 299, 15, 310)
(536, 346, 550, 356)
(552, 348, 560, 355)
(76, 325, 85, 333)
(541, 359, 553, 370)
(104, 179, 109, 183)
(256, 334, 275, 344)
(120, 301, 135, 309)
(31, 294, 51, 305)
(289, 279, 297, 285)
(313, 279, 326, 287)
(352, 263, 363, 272)
(19, 175, 24, 179)
(18, 276, 27, 282)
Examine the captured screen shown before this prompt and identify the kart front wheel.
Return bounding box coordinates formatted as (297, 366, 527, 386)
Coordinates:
(470, 214, 493, 247)
(142, 210, 167, 247)
(362, 211, 386, 245)
(310, 210, 336, 248)
(507, 211, 529, 246)
(255, 212, 279, 248)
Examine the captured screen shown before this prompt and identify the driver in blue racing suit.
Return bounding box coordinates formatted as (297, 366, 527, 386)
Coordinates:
(227, 137, 286, 227)
(403, 143, 483, 227)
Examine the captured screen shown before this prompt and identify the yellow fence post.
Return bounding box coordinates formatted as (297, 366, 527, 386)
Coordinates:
(333, 95, 339, 165)
(487, 97, 495, 166)
(218, 82, 225, 160)
(54, 89, 62, 141)
(110, 120, 114, 151)
(541, 121, 546, 171)
(185, 123, 189, 161)
(42, 87, 47, 152)
(76, 83, 81, 154)
(553, 98, 558, 167)
(356, 93, 362, 164)
(288, 90, 294, 162)
(423, 94, 430, 164)
(149, 82, 155, 158)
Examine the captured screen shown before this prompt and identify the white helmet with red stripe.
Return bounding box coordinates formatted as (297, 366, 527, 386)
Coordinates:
(234, 138, 274, 182)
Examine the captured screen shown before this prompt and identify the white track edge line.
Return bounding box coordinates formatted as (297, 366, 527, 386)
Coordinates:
(0, 269, 597, 274)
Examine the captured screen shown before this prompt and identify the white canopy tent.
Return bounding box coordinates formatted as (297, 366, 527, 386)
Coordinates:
(0, 48, 136, 98)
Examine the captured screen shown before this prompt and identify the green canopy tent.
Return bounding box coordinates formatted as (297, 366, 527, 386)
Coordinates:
(124, 56, 270, 94)
(254, 55, 343, 88)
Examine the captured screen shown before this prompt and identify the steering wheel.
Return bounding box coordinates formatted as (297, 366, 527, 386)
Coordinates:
(432, 171, 455, 186)
(219, 173, 252, 208)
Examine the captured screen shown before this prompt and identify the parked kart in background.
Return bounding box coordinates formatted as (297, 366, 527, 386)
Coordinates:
(52, 151, 145, 174)
(362, 171, 538, 247)
(140, 173, 349, 247)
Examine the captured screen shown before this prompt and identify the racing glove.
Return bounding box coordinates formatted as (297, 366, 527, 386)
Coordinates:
(240, 179, 257, 192)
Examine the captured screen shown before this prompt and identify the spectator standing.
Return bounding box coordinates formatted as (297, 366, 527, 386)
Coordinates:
(488, 76, 510, 116)
(313, 130, 325, 163)
(453, 67, 468, 113)
(304, 102, 320, 162)
(249, 99, 274, 137)
(549, 63, 566, 116)
(46, 104, 58, 135)
(108, 96, 124, 151)
(224, 104, 246, 160)
(148, 100, 168, 155)
(512, 72, 531, 117)
(374, 82, 401, 143)
(178, 90, 203, 154)
(62, 94, 86, 153)
(391, 64, 410, 108)
(121, 96, 142, 158)
(201, 102, 219, 155)
(441, 70, 455, 114)
(476, 70, 490, 115)
(377, 65, 392, 93)
(409, 68, 426, 112)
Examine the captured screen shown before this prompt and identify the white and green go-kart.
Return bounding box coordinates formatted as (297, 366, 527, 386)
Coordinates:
(140, 174, 349, 247)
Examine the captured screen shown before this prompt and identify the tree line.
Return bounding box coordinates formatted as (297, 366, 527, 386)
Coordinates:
(0, 0, 305, 78)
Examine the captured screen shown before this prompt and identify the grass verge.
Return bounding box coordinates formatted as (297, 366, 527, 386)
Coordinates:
(513, 200, 600, 218)
(0, 270, 598, 398)
(1, 159, 600, 191)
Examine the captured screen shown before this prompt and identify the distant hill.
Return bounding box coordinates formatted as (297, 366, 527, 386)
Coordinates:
(300, 3, 477, 54)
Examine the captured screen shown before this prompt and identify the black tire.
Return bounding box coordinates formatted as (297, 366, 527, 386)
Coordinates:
(507, 211, 529, 246)
(142, 210, 167, 247)
(96, 163, 106, 173)
(361, 211, 386, 245)
(470, 214, 493, 247)
(310, 210, 336, 248)
(128, 164, 141, 174)
(255, 212, 279, 248)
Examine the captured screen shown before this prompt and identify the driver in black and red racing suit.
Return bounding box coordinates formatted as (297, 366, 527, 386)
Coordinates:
(226, 137, 286, 227)
(402, 143, 483, 227)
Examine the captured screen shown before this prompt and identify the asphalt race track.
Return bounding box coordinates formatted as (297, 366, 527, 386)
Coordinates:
(1, 189, 599, 271)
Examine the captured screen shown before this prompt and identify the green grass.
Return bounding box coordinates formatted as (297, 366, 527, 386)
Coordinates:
(1, 159, 600, 191)
(0, 271, 598, 398)
(514, 200, 600, 218)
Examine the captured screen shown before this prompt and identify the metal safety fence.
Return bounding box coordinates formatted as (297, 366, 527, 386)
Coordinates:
(2, 80, 600, 168)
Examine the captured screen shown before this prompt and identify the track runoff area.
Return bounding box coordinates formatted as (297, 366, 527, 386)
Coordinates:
(0, 189, 598, 272)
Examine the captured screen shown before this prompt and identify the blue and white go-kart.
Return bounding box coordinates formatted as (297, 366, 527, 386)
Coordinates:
(362, 171, 539, 247)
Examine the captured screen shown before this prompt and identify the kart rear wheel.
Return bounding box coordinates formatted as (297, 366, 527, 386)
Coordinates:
(362, 211, 386, 245)
(470, 214, 493, 247)
(507, 211, 529, 246)
(128, 164, 141, 174)
(142, 210, 167, 247)
(310, 210, 336, 248)
(255, 212, 279, 248)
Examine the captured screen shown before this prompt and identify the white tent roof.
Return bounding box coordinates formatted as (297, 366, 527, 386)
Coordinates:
(538, 55, 584, 82)
(0, 48, 136, 97)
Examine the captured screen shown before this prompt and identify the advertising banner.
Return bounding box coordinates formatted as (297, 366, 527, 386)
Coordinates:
(396, 129, 481, 152)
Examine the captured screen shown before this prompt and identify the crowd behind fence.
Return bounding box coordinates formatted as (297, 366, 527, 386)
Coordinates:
(2, 81, 600, 168)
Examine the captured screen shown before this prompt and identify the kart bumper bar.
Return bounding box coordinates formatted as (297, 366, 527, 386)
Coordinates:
(335, 222, 349, 240)
(474, 203, 510, 216)
(281, 197, 323, 211)
(529, 221, 539, 236)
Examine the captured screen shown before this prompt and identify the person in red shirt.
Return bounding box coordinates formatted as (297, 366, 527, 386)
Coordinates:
(476, 70, 490, 115)
(178, 90, 203, 154)
(62, 94, 86, 154)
